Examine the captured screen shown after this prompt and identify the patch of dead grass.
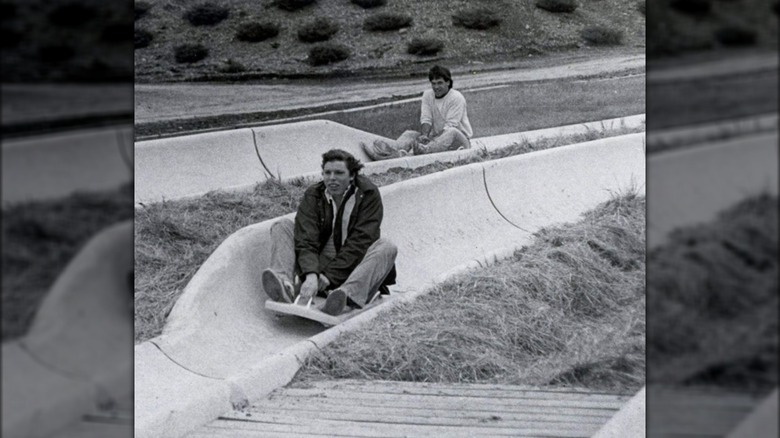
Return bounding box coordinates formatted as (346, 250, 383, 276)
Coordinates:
(647, 194, 778, 393)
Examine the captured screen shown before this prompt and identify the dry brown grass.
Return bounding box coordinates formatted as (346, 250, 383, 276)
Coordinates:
(647, 194, 778, 393)
(295, 191, 645, 392)
(2, 183, 133, 341)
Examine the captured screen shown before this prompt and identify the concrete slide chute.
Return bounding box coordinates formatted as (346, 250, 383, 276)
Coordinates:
(134, 129, 266, 204)
(134, 116, 645, 205)
(2, 221, 133, 438)
(647, 132, 778, 248)
(250, 120, 389, 179)
(134, 134, 645, 437)
(483, 134, 646, 231)
(1, 125, 132, 205)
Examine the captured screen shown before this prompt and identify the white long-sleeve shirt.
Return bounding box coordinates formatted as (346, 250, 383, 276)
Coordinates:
(419, 89, 473, 138)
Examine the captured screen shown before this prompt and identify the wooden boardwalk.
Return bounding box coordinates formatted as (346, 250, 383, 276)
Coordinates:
(187, 380, 631, 438)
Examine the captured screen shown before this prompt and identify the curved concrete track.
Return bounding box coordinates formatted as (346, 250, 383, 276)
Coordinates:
(2, 221, 133, 438)
(134, 120, 389, 204)
(647, 131, 778, 248)
(134, 115, 645, 204)
(1, 125, 133, 205)
(134, 134, 645, 437)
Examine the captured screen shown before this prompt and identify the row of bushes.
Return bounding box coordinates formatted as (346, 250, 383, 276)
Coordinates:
(153, 2, 511, 31)
(143, 21, 637, 66)
(163, 38, 445, 66)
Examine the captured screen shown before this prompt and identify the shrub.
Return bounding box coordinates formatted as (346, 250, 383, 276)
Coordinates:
(407, 37, 444, 56)
(364, 13, 412, 31)
(581, 26, 624, 45)
(184, 3, 229, 26)
(637, 1, 646, 15)
(297, 17, 339, 42)
(236, 21, 280, 42)
(669, 0, 711, 16)
(38, 44, 75, 63)
(452, 8, 501, 30)
(536, 0, 578, 13)
(49, 2, 97, 27)
(308, 43, 350, 65)
(220, 59, 247, 73)
(135, 1, 151, 20)
(174, 43, 209, 63)
(773, 1, 779, 14)
(714, 26, 757, 46)
(351, 0, 386, 8)
(275, 0, 317, 11)
(135, 28, 153, 48)
(102, 22, 130, 43)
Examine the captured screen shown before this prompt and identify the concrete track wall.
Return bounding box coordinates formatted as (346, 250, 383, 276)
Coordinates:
(2, 221, 133, 438)
(2, 125, 132, 205)
(134, 134, 645, 437)
(134, 116, 645, 204)
(134, 120, 389, 204)
(647, 132, 778, 248)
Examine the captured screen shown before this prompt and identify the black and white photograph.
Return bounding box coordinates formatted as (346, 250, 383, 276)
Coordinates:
(0, 0, 776, 436)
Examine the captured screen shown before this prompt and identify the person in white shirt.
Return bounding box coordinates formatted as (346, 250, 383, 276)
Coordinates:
(362, 65, 473, 160)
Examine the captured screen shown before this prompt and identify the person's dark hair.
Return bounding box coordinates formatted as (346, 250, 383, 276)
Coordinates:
(322, 149, 364, 176)
(428, 65, 453, 89)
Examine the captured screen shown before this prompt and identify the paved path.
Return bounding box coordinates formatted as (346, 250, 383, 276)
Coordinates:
(188, 380, 631, 438)
(134, 54, 645, 124)
(1, 84, 132, 127)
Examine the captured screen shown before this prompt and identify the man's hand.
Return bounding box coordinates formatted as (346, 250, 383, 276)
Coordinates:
(417, 134, 431, 145)
(318, 274, 331, 292)
(299, 274, 318, 304)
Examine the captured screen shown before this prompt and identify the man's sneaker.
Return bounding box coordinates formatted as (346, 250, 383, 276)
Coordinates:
(262, 270, 295, 303)
(322, 289, 347, 316)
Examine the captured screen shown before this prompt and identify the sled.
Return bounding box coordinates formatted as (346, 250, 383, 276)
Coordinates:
(265, 291, 389, 327)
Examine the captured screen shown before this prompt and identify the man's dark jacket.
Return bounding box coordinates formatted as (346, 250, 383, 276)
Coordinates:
(294, 175, 396, 289)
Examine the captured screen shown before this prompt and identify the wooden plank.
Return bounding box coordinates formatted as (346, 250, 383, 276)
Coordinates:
(187, 424, 405, 438)
(225, 409, 612, 428)
(269, 389, 626, 410)
(232, 404, 613, 423)
(206, 417, 601, 438)
(250, 398, 619, 417)
(277, 384, 629, 402)
(295, 378, 631, 397)
(246, 399, 617, 419)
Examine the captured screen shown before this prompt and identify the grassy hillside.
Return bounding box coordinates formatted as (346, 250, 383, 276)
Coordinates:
(133, 0, 646, 82)
(1, 0, 133, 82)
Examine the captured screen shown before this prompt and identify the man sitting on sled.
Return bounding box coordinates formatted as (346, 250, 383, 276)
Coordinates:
(362, 65, 473, 160)
(262, 149, 397, 316)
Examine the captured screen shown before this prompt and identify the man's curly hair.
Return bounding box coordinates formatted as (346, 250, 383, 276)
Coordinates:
(322, 149, 364, 176)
